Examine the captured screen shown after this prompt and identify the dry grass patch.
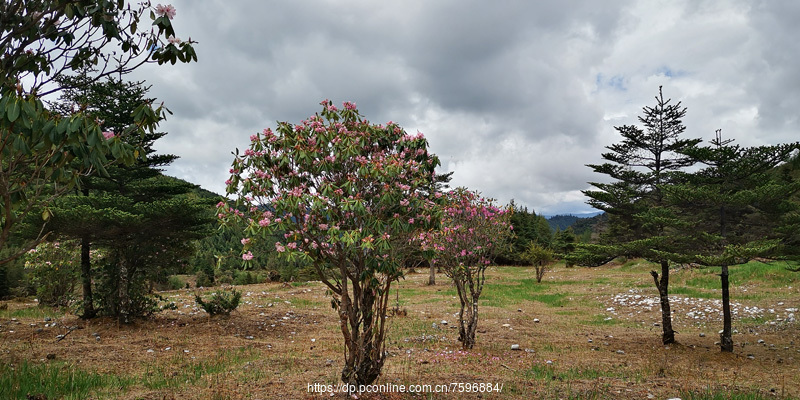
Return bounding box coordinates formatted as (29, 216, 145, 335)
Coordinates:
(1, 262, 798, 399)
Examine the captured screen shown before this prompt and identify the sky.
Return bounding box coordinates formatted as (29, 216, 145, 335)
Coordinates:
(129, 0, 800, 216)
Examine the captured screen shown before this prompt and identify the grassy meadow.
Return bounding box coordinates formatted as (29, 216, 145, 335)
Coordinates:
(1, 260, 799, 399)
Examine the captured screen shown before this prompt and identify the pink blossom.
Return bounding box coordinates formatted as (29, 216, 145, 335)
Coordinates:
(343, 101, 357, 110)
(167, 35, 181, 45)
(241, 238, 251, 245)
(155, 4, 176, 19)
(102, 131, 115, 140)
(250, 134, 259, 142)
(275, 242, 285, 252)
(259, 218, 270, 227)
(242, 251, 254, 261)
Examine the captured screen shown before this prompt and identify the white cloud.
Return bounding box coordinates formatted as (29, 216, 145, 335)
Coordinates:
(128, 0, 800, 215)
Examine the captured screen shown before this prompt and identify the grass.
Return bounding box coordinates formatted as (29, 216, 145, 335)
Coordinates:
(481, 278, 570, 307)
(141, 346, 260, 390)
(0, 305, 65, 320)
(0, 361, 134, 400)
(670, 286, 716, 299)
(1, 261, 798, 399)
(673, 260, 800, 291)
(584, 313, 623, 326)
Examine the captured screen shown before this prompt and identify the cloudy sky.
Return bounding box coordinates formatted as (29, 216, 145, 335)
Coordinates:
(129, 0, 800, 216)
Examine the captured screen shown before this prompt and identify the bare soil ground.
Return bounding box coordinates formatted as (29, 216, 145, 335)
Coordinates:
(1, 262, 799, 399)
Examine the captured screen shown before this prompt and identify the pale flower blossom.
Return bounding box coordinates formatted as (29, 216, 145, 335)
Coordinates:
(167, 35, 181, 45)
(102, 131, 115, 140)
(155, 4, 176, 19)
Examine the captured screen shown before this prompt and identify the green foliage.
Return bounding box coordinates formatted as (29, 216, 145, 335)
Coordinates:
(582, 86, 700, 262)
(166, 275, 185, 291)
(0, 1, 197, 94)
(546, 214, 580, 231)
(0, 0, 198, 264)
(667, 132, 800, 266)
(195, 289, 241, 316)
(499, 201, 552, 265)
(552, 228, 577, 258)
(524, 241, 555, 283)
(41, 78, 214, 323)
(0, 361, 133, 400)
(0, 92, 138, 265)
(195, 270, 214, 288)
(222, 100, 442, 387)
(23, 241, 80, 307)
(233, 270, 265, 286)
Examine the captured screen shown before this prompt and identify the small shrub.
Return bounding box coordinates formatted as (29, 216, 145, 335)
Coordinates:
(24, 242, 80, 307)
(195, 271, 213, 288)
(266, 270, 280, 282)
(195, 289, 241, 316)
(523, 242, 555, 283)
(216, 270, 233, 285)
(233, 270, 255, 286)
(167, 275, 185, 290)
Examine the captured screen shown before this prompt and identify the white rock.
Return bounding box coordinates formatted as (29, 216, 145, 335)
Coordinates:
(511, 344, 520, 350)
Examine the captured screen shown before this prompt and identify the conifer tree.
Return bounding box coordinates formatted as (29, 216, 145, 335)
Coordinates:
(666, 131, 800, 351)
(45, 77, 213, 322)
(582, 87, 701, 344)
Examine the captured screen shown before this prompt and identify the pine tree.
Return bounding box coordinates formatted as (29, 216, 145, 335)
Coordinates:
(666, 131, 800, 352)
(45, 77, 214, 322)
(582, 87, 701, 344)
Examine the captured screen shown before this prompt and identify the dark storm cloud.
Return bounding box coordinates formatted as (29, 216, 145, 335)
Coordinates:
(131, 0, 800, 216)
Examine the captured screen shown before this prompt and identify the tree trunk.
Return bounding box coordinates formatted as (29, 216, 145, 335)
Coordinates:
(339, 272, 390, 390)
(720, 263, 733, 352)
(79, 236, 96, 319)
(650, 260, 675, 345)
(118, 258, 131, 324)
(454, 278, 479, 349)
(428, 263, 435, 285)
(462, 294, 479, 349)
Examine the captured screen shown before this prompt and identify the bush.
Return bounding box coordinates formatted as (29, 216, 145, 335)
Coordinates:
(233, 270, 254, 286)
(216, 270, 233, 285)
(24, 242, 79, 307)
(195, 289, 241, 316)
(523, 242, 555, 283)
(167, 275, 185, 290)
(195, 270, 213, 288)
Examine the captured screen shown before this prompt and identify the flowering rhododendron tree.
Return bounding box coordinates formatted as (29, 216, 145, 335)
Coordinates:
(220, 100, 440, 387)
(425, 188, 512, 349)
(0, 1, 197, 265)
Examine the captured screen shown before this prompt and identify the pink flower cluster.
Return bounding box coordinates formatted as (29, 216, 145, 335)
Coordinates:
(221, 99, 441, 269)
(421, 188, 512, 271)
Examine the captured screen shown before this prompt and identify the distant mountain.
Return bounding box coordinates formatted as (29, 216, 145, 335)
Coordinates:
(544, 213, 607, 243)
(545, 212, 603, 232)
(546, 215, 581, 231)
